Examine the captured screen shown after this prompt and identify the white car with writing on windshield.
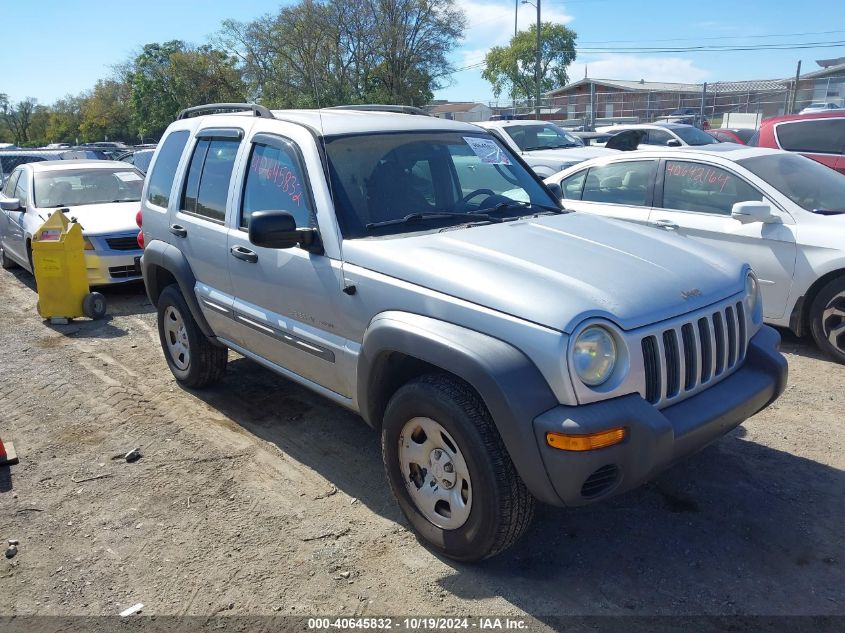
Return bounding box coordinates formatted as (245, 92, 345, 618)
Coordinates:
(545, 145, 845, 363)
(0, 160, 145, 284)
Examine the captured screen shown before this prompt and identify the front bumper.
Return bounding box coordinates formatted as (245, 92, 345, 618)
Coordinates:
(533, 325, 787, 506)
(83, 238, 143, 286)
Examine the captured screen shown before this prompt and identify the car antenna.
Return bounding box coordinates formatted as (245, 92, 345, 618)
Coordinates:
(310, 75, 356, 296)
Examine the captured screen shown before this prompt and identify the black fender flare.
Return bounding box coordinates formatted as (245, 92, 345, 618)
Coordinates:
(358, 311, 562, 505)
(140, 240, 215, 339)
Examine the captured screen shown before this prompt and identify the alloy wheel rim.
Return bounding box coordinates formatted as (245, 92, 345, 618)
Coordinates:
(822, 291, 845, 354)
(163, 306, 190, 371)
(398, 417, 472, 530)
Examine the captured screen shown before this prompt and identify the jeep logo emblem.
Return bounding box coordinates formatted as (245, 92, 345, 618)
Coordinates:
(681, 288, 702, 300)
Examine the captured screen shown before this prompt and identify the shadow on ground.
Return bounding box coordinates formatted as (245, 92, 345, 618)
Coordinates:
(191, 355, 844, 617)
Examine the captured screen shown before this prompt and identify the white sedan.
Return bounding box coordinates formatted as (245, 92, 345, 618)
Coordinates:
(544, 145, 845, 363)
(596, 123, 722, 148)
(0, 160, 144, 285)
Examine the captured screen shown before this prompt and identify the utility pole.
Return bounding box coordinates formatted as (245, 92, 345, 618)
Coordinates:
(535, 0, 542, 119)
(790, 60, 802, 114)
(513, 0, 518, 117)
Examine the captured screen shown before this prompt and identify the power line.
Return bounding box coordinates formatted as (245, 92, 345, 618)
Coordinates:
(450, 39, 845, 72)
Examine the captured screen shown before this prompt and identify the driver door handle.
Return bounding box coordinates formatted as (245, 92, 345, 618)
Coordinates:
(230, 245, 258, 263)
(169, 224, 188, 238)
(653, 219, 679, 231)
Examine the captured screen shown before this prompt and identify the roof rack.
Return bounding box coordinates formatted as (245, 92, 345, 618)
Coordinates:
(176, 103, 275, 120)
(328, 104, 431, 117)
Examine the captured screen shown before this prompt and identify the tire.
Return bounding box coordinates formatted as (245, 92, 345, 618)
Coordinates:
(809, 276, 845, 364)
(156, 284, 228, 388)
(0, 247, 18, 270)
(82, 292, 107, 320)
(381, 373, 535, 562)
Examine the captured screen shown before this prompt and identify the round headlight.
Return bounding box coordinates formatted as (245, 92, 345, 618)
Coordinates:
(573, 326, 617, 387)
(745, 273, 760, 315)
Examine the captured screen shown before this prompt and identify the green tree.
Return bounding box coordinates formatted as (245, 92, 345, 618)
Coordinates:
(127, 40, 246, 138)
(0, 96, 39, 145)
(482, 22, 577, 100)
(217, 0, 465, 108)
(46, 96, 83, 144)
(79, 80, 135, 142)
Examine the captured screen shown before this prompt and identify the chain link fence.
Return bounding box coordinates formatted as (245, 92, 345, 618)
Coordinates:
(486, 72, 845, 129)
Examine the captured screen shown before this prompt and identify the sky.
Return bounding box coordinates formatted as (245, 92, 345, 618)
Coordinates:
(3, 0, 845, 107)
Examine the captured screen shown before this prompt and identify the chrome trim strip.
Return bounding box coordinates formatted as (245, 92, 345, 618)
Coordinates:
(232, 311, 335, 363)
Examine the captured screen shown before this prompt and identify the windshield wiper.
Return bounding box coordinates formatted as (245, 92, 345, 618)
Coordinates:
(366, 211, 498, 229)
(471, 201, 564, 216)
(812, 208, 845, 215)
(522, 144, 579, 151)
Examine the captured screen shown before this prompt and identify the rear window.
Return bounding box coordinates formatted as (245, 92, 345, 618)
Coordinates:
(776, 119, 845, 155)
(146, 130, 189, 208)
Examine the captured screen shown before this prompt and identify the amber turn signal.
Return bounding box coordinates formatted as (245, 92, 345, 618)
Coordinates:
(546, 427, 626, 451)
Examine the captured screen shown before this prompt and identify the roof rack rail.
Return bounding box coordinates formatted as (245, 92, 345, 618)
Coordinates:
(177, 103, 275, 120)
(328, 104, 431, 117)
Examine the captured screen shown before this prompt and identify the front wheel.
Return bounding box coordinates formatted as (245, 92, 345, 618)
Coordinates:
(810, 276, 845, 364)
(381, 374, 534, 562)
(0, 247, 18, 270)
(156, 284, 228, 388)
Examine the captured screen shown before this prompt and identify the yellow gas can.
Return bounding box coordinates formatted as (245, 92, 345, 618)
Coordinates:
(31, 210, 107, 323)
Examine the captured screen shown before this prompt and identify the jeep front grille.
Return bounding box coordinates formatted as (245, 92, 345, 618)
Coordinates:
(641, 299, 747, 407)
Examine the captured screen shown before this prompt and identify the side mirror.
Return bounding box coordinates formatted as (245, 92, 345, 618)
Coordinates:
(546, 182, 563, 200)
(731, 201, 776, 224)
(0, 198, 22, 211)
(248, 210, 322, 253)
(666, 139, 682, 147)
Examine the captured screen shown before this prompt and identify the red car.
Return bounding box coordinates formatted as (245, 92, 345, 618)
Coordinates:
(750, 111, 845, 174)
(707, 127, 756, 145)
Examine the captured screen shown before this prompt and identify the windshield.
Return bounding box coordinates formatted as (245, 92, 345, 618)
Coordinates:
(672, 126, 719, 146)
(738, 153, 845, 213)
(324, 131, 560, 237)
(503, 123, 584, 151)
(34, 167, 144, 207)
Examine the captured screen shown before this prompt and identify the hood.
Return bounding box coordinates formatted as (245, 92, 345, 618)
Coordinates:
(37, 202, 139, 236)
(345, 214, 746, 333)
(522, 146, 618, 161)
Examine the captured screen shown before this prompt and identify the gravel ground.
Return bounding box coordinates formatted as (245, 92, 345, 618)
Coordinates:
(1, 268, 843, 623)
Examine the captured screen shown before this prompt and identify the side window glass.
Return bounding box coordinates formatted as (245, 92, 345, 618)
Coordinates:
(561, 171, 586, 199)
(182, 139, 209, 216)
(14, 172, 29, 205)
(147, 130, 190, 208)
(581, 161, 656, 206)
(241, 141, 315, 229)
(647, 130, 673, 146)
(3, 170, 21, 198)
(661, 161, 761, 215)
(181, 138, 239, 223)
(777, 120, 845, 155)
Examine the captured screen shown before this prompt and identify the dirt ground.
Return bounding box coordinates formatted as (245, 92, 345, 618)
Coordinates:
(1, 266, 843, 623)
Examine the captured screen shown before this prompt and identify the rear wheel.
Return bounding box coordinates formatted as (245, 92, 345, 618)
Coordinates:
(810, 276, 845, 364)
(156, 284, 228, 387)
(381, 374, 535, 562)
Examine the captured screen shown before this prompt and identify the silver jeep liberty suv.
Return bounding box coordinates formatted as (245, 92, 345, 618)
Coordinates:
(140, 104, 787, 561)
